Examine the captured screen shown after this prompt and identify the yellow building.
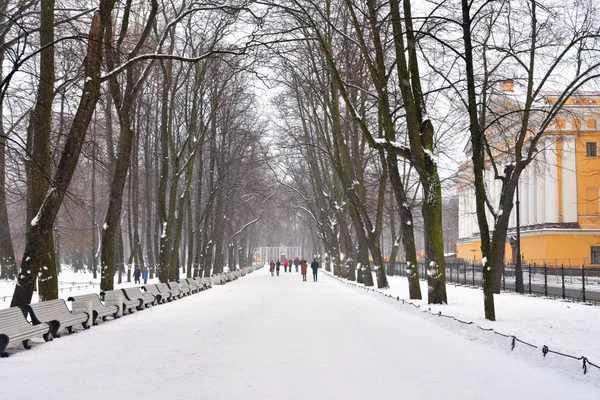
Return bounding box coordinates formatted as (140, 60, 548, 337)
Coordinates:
(457, 91, 600, 267)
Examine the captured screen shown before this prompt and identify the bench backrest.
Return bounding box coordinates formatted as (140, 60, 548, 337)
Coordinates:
(26, 299, 72, 325)
(67, 293, 104, 308)
(122, 287, 146, 300)
(156, 283, 172, 294)
(141, 284, 160, 295)
(0, 307, 33, 336)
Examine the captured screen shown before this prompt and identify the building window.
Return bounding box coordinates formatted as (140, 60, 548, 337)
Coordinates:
(586, 142, 598, 157)
(591, 246, 600, 264)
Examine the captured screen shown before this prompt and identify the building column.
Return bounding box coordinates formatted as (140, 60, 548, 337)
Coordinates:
(545, 139, 559, 223)
(535, 153, 546, 224)
(521, 164, 530, 226)
(562, 136, 578, 223)
(528, 158, 537, 225)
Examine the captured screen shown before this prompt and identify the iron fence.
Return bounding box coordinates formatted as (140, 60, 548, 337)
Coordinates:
(385, 261, 600, 305)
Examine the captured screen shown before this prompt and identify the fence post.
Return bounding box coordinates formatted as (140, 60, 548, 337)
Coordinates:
(561, 264, 566, 300)
(529, 263, 533, 294)
(472, 262, 475, 286)
(544, 263, 548, 297)
(502, 266, 506, 291)
(582, 265, 586, 303)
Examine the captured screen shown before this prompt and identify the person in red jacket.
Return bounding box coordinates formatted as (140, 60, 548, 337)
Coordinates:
(301, 260, 308, 281)
(283, 258, 289, 273)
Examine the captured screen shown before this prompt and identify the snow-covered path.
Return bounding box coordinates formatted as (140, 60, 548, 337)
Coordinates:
(2, 269, 597, 399)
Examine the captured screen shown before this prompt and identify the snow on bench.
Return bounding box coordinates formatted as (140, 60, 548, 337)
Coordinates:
(0, 307, 52, 358)
(67, 293, 120, 325)
(23, 299, 90, 338)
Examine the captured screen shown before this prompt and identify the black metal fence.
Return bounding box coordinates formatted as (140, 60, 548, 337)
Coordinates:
(385, 261, 600, 305)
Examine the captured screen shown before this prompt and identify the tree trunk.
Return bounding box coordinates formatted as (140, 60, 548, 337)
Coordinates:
(27, 0, 57, 302)
(11, 5, 114, 307)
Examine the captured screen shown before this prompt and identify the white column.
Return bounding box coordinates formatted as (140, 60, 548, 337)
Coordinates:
(528, 159, 537, 225)
(545, 139, 559, 223)
(470, 187, 477, 236)
(562, 136, 578, 223)
(536, 153, 546, 224)
(521, 166, 530, 226)
(458, 187, 466, 239)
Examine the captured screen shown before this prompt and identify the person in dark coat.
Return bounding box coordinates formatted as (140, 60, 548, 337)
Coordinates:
(270, 261, 275, 276)
(133, 266, 141, 284)
(294, 257, 300, 273)
(301, 260, 308, 281)
(276, 261, 281, 276)
(310, 258, 319, 282)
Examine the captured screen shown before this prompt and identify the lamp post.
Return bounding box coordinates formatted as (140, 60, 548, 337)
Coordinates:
(515, 183, 524, 293)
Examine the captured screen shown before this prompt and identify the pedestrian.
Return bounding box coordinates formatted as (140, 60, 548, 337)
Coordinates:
(270, 261, 275, 276)
(294, 257, 300, 273)
(311, 258, 319, 282)
(133, 266, 141, 284)
(142, 266, 149, 284)
(284, 258, 289, 273)
(276, 260, 281, 276)
(301, 259, 308, 281)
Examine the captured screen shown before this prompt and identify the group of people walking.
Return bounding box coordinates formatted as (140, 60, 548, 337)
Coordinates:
(269, 257, 320, 282)
(133, 266, 149, 285)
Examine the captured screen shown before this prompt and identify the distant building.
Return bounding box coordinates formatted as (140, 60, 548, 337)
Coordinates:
(457, 88, 600, 266)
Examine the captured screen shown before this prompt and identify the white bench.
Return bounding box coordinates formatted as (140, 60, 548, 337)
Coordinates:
(101, 289, 140, 315)
(68, 293, 120, 325)
(181, 279, 199, 293)
(121, 287, 155, 309)
(0, 307, 52, 357)
(141, 284, 167, 304)
(23, 299, 90, 338)
(167, 281, 187, 297)
(157, 282, 180, 300)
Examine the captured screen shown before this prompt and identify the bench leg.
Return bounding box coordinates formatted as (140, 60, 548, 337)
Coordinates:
(83, 321, 90, 330)
(43, 332, 52, 342)
(0, 334, 8, 357)
(67, 326, 73, 334)
(49, 321, 61, 338)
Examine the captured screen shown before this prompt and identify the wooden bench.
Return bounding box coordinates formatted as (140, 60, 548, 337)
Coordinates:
(67, 293, 120, 325)
(121, 287, 155, 309)
(191, 277, 206, 291)
(157, 282, 179, 300)
(141, 284, 167, 304)
(23, 299, 90, 338)
(101, 289, 140, 315)
(181, 278, 199, 293)
(0, 307, 52, 357)
(167, 281, 187, 297)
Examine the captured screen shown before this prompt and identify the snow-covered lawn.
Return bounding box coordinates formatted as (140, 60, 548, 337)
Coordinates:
(347, 272, 600, 368)
(0, 268, 598, 399)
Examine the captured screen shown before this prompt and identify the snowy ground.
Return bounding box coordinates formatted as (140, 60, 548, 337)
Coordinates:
(1, 268, 598, 399)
